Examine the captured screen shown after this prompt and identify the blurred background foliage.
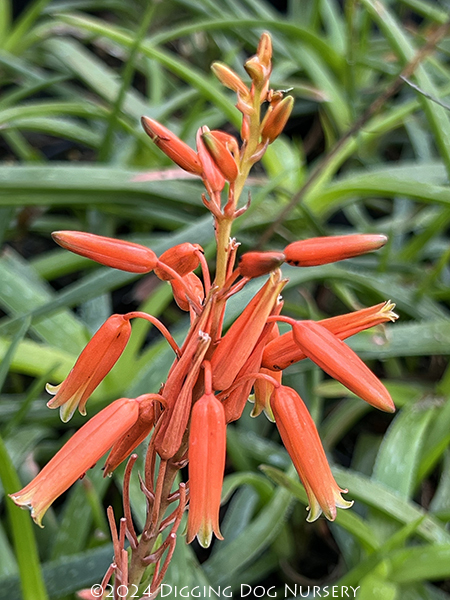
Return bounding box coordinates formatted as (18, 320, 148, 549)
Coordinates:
(0, 0, 450, 598)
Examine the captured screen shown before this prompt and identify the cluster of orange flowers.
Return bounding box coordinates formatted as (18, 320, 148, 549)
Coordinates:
(11, 33, 397, 597)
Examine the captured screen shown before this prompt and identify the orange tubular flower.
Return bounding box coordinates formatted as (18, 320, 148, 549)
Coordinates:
(10, 397, 140, 526)
(262, 301, 398, 371)
(220, 299, 283, 423)
(155, 332, 211, 460)
(46, 314, 132, 422)
(239, 251, 286, 278)
(187, 390, 226, 547)
(141, 116, 203, 175)
(284, 234, 388, 266)
(292, 320, 395, 412)
(154, 243, 203, 280)
(103, 394, 158, 477)
(211, 270, 286, 391)
(271, 385, 353, 522)
(52, 231, 158, 273)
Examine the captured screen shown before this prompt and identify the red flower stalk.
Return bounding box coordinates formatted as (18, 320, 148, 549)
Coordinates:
(262, 301, 398, 371)
(10, 397, 140, 526)
(141, 116, 203, 175)
(239, 251, 286, 278)
(292, 320, 395, 412)
(271, 385, 352, 522)
(46, 314, 132, 422)
(284, 234, 388, 266)
(52, 231, 158, 273)
(187, 365, 226, 547)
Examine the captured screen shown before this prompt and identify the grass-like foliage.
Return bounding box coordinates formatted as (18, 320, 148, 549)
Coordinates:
(1, 0, 450, 599)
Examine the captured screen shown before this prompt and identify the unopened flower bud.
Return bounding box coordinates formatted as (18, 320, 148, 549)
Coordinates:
(170, 272, 205, 312)
(211, 62, 250, 98)
(141, 116, 203, 175)
(244, 56, 265, 85)
(202, 131, 239, 182)
(284, 234, 388, 267)
(197, 126, 226, 193)
(239, 251, 285, 278)
(261, 95, 294, 144)
(257, 32, 272, 69)
(292, 320, 395, 412)
(52, 231, 158, 273)
(154, 243, 203, 280)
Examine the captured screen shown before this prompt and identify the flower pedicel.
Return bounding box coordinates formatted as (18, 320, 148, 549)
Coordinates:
(11, 33, 398, 598)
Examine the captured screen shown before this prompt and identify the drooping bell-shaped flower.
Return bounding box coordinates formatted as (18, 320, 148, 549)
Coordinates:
(46, 314, 132, 422)
(52, 231, 158, 273)
(251, 367, 281, 421)
(284, 234, 388, 267)
(10, 397, 140, 526)
(186, 389, 226, 547)
(271, 385, 353, 522)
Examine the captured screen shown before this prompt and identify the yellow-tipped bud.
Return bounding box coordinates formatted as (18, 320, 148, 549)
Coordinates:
(261, 95, 294, 144)
(211, 62, 250, 98)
